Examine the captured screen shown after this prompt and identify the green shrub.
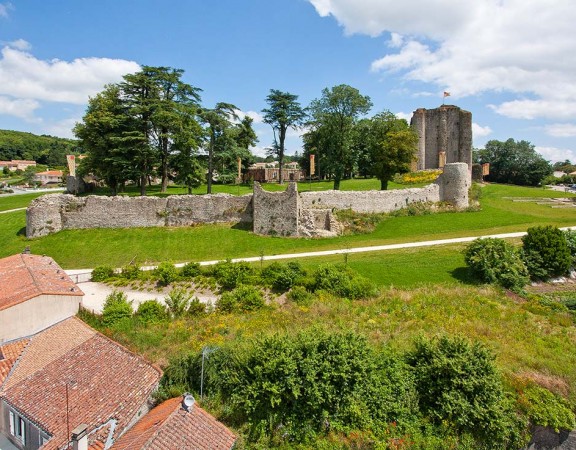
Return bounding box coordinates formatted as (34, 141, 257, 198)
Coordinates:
(187, 297, 206, 316)
(287, 286, 314, 306)
(407, 335, 525, 447)
(153, 261, 178, 286)
(312, 263, 377, 300)
(464, 238, 529, 291)
(212, 260, 257, 289)
(102, 291, 133, 326)
(164, 288, 191, 318)
(216, 284, 265, 313)
(180, 262, 201, 278)
(135, 299, 168, 323)
(261, 261, 305, 291)
(563, 229, 576, 267)
(121, 263, 142, 280)
(518, 384, 576, 432)
(522, 226, 572, 280)
(91, 265, 115, 282)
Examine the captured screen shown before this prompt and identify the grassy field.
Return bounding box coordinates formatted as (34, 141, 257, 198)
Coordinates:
(1, 183, 575, 275)
(0, 192, 47, 211)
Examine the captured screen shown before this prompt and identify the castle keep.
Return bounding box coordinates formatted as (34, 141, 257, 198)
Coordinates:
(410, 105, 472, 171)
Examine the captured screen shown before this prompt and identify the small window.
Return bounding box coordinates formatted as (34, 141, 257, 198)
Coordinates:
(9, 410, 26, 445)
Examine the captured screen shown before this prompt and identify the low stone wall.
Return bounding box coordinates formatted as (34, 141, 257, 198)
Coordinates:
(26, 164, 470, 238)
(27, 193, 253, 238)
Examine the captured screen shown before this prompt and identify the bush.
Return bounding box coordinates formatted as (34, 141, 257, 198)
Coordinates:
(91, 265, 115, 282)
(180, 262, 201, 278)
(212, 260, 257, 290)
(312, 263, 377, 300)
(517, 384, 576, 432)
(153, 262, 178, 286)
(216, 284, 265, 313)
(187, 297, 206, 316)
(563, 229, 576, 267)
(135, 300, 168, 323)
(102, 291, 133, 326)
(522, 226, 572, 280)
(464, 238, 529, 291)
(261, 261, 305, 291)
(287, 286, 314, 306)
(164, 288, 191, 318)
(121, 263, 142, 280)
(407, 335, 525, 447)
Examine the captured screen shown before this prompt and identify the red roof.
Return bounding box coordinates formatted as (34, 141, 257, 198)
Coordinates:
(0, 254, 83, 311)
(0, 338, 29, 385)
(111, 396, 236, 450)
(35, 170, 63, 176)
(0, 317, 162, 450)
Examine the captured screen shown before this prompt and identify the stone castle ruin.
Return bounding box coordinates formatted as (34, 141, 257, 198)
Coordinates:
(411, 105, 472, 171)
(26, 163, 470, 239)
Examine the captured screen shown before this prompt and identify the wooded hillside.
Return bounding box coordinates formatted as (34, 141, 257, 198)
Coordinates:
(0, 129, 79, 166)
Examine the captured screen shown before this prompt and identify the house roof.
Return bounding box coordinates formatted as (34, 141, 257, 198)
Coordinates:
(0, 317, 162, 450)
(35, 170, 63, 176)
(0, 338, 29, 386)
(0, 254, 83, 311)
(111, 396, 236, 450)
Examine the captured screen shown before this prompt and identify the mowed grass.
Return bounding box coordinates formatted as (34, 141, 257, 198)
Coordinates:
(1, 183, 575, 271)
(0, 192, 47, 211)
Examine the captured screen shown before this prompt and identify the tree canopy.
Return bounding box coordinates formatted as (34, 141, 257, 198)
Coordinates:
(475, 139, 552, 186)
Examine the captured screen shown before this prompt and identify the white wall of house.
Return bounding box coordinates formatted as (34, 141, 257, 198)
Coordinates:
(0, 294, 82, 343)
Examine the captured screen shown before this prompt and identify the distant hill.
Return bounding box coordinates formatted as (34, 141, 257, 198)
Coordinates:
(0, 129, 80, 166)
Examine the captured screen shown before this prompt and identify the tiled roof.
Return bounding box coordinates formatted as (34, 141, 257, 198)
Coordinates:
(35, 170, 63, 176)
(0, 254, 83, 311)
(0, 338, 29, 386)
(0, 317, 162, 450)
(111, 396, 236, 450)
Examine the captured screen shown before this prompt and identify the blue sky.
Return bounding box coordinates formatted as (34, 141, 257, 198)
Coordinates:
(1, 0, 575, 162)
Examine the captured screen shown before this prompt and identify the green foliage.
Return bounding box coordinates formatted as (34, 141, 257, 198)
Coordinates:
(261, 261, 305, 291)
(522, 226, 572, 280)
(211, 329, 416, 443)
(187, 297, 206, 316)
(312, 263, 377, 300)
(102, 291, 133, 326)
(91, 265, 115, 282)
(180, 262, 201, 278)
(563, 229, 576, 267)
(216, 285, 265, 313)
(334, 209, 386, 235)
(135, 300, 168, 323)
(164, 288, 191, 318)
(287, 286, 314, 306)
(464, 238, 529, 291)
(212, 260, 257, 290)
(121, 263, 142, 280)
(518, 384, 576, 431)
(0, 129, 78, 164)
(476, 138, 552, 186)
(153, 261, 178, 286)
(407, 335, 525, 447)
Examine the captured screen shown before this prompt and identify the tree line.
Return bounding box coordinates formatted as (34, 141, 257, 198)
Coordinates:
(0, 129, 78, 167)
(74, 66, 418, 194)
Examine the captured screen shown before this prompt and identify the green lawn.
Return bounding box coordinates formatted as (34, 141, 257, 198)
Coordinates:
(1, 183, 575, 271)
(0, 192, 47, 211)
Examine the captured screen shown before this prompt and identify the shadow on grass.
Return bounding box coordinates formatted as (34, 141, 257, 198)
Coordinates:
(450, 266, 481, 285)
(231, 222, 253, 231)
(17, 226, 26, 237)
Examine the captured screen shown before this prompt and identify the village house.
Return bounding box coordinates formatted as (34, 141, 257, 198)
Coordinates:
(245, 161, 305, 182)
(0, 253, 84, 343)
(0, 161, 36, 172)
(33, 171, 63, 186)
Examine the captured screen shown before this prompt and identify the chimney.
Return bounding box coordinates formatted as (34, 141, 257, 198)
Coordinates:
(71, 424, 88, 450)
(182, 394, 195, 412)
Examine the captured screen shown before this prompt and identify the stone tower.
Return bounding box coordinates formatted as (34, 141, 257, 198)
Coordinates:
(410, 105, 472, 171)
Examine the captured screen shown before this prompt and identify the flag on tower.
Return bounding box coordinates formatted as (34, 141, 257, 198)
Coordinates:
(443, 91, 450, 97)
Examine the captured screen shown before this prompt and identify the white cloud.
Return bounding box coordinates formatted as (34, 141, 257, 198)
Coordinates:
(395, 111, 412, 122)
(536, 146, 576, 163)
(472, 123, 492, 138)
(0, 95, 40, 120)
(310, 0, 576, 121)
(7, 39, 31, 51)
(545, 123, 576, 138)
(0, 45, 140, 105)
(44, 118, 79, 139)
(235, 109, 264, 124)
(0, 2, 13, 18)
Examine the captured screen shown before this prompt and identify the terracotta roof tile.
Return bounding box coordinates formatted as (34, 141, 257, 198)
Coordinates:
(0, 338, 29, 386)
(0, 254, 83, 311)
(111, 396, 236, 450)
(0, 317, 162, 450)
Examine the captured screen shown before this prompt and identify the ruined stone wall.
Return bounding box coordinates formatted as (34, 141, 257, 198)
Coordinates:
(26, 193, 253, 238)
(252, 182, 299, 236)
(411, 105, 472, 171)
